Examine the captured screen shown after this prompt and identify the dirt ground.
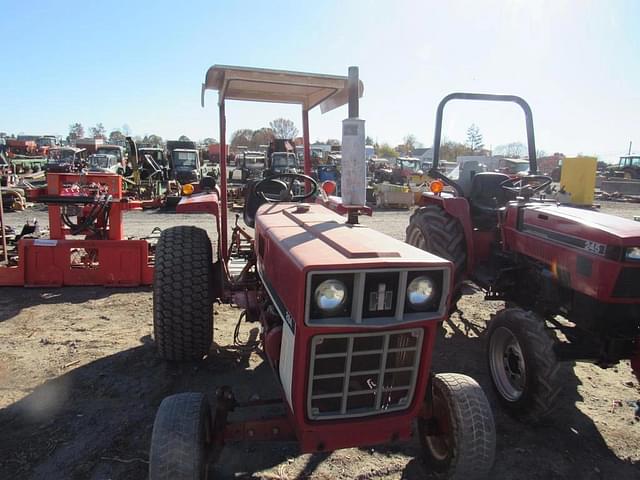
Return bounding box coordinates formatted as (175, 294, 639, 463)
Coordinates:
(1, 202, 639, 480)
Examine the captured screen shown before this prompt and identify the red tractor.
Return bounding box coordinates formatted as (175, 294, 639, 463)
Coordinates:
(148, 67, 496, 479)
(407, 93, 640, 423)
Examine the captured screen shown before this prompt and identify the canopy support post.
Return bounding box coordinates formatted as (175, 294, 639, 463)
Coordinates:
(302, 108, 311, 177)
(219, 99, 228, 261)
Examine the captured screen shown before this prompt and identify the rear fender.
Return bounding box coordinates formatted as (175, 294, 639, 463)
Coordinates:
(417, 193, 475, 273)
(176, 192, 222, 258)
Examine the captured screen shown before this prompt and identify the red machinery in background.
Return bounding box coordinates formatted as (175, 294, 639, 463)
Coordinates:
(0, 172, 153, 287)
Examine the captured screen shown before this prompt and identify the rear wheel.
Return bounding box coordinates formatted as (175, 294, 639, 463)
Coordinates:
(153, 226, 214, 361)
(487, 308, 563, 423)
(406, 204, 467, 286)
(419, 373, 495, 480)
(149, 392, 211, 480)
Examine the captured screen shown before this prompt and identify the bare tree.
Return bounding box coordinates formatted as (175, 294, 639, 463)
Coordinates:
(403, 134, 417, 155)
(68, 123, 85, 143)
(90, 123, 106, 139)
(230, 129, 253, 150)
(269, 118, 298, 139)
(495, 142, 525, 158)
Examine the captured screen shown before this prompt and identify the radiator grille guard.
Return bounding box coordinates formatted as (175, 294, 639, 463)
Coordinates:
(307, 328, 423, 420)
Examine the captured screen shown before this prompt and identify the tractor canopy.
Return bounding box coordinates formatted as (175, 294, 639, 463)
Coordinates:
(199, 65, 364, 259)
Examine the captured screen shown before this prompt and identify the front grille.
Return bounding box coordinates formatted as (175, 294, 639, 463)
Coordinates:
(613, 267, 640, 298)
(307, 328, 423, 420)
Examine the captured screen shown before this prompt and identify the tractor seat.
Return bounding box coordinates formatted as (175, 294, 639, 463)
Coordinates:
(469, 172, 515, 230)
(242, 179, 288, 228)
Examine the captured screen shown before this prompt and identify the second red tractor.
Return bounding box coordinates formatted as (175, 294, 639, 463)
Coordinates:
(407, 93, 640, 422)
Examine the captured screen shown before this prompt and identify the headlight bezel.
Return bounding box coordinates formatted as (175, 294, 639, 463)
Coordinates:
(404, 270, 442, 313)
(406, 275, 436, 308)
(306, 268, 449, 326)
(309, 273, 354, 320)
(314, 279, 348, 313)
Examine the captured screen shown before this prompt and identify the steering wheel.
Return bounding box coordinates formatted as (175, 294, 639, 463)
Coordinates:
(254, 173, 318, 203)
(500, 175, 552, 197)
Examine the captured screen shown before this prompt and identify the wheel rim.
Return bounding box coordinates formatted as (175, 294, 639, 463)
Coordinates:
(489, 326, 526, 401)
(408, 228, 427, 250)
(423, 388, 453, 462)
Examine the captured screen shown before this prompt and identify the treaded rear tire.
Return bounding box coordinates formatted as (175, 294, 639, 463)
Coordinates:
(487, 308, 563, 423)
(406, 204, 467, 286)
(149, 392, 211, 480)
(153, 226, 214, 361)
(419, 373, 495, 480)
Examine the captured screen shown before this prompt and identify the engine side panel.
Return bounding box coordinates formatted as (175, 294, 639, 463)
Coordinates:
(502, 204, 640, 302)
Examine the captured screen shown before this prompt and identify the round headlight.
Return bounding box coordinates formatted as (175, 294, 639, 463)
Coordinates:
(407, 276, 435, 307)
(315, 279, 347, 311)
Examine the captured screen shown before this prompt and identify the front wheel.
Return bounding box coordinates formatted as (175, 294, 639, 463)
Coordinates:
(149, 393, 212, 480)
(419, 373, 495, 480)
(487, 308, 563, 423)
(153, 226, 214, 361)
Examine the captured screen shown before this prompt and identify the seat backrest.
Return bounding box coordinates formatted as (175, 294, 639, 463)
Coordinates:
(469, 172, 513, 208)
(242, 178, 288, 228)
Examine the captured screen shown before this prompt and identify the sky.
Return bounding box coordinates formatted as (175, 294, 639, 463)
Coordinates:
(1, 0, 638, 162)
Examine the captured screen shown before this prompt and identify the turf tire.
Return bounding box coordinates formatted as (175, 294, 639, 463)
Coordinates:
(153, 226, 214, 361)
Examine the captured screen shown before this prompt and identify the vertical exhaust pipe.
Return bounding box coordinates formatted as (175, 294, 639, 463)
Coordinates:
(341, 66, 366, 224)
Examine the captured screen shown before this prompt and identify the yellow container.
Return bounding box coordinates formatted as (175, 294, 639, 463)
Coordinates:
(559, 156, 597, 205)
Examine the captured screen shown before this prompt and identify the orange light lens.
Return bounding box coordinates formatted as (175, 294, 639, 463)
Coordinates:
(430, 180, 444, 194)
(322, 180, 337, 195)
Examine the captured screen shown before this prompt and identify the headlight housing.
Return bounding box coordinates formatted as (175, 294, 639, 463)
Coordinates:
(404, 271, 442, 313)
(315, 279, 347, 312)
(406, 276, 435, 308)
(625, 247, 640, 261)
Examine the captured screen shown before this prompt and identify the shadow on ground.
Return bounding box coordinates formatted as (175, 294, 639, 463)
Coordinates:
(0, 287, 152, 325)
(0, 307, 638, 479)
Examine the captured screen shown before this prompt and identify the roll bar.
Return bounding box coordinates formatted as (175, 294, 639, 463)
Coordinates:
(430, 93, 538, 192)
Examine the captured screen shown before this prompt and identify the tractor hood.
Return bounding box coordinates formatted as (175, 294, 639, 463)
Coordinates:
(256, 203, 449, 269)
(523, 204, 640, 245)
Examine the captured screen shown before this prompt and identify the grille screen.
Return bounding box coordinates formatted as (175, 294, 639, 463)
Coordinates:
(308, 329, 423, 420)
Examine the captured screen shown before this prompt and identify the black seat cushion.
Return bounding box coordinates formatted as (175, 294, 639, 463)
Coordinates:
(469, 172, 515, 230)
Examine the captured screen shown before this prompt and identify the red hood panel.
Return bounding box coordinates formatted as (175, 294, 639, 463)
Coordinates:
(256, 203, 449, 269)
(528, 204, 640, 242)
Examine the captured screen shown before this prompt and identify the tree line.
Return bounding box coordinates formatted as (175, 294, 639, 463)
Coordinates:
(67, 122, 216, 147)
(66, 119, 546, 158)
